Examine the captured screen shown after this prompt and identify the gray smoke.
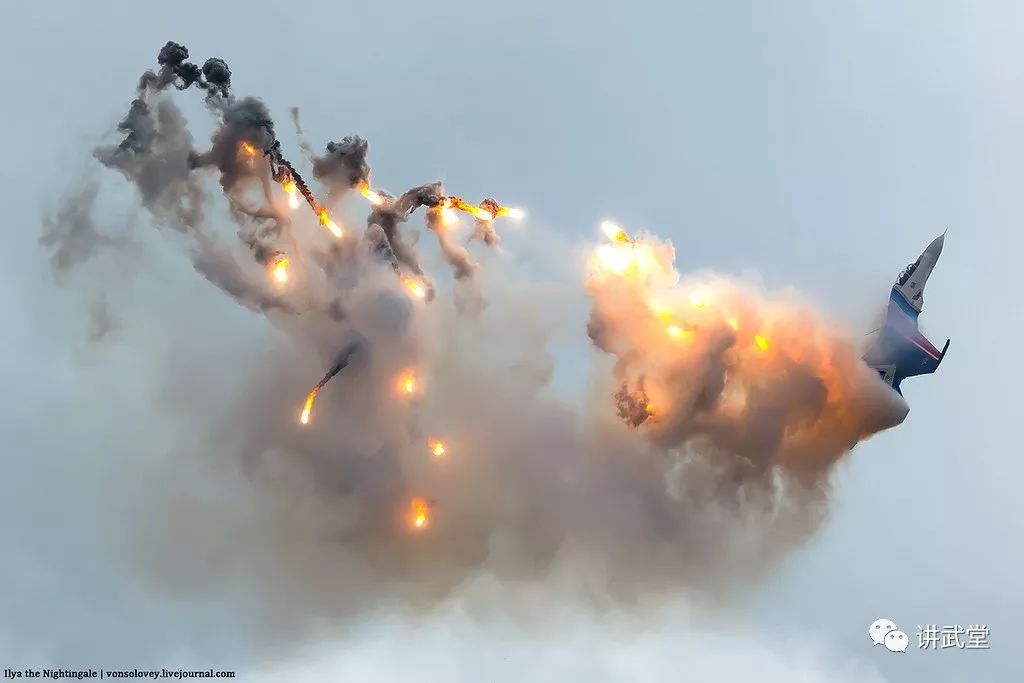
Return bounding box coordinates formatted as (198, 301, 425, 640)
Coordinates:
(290, 106, 315, 161)
(425, 206, 477, 281)
(85, 60, 290, 313)
(311, 135, 370, 201)
(366, 182, 447, 284)
(40, 179, 129, 274)
(189, 96, 277, 193)
(36, 40, 914, 658)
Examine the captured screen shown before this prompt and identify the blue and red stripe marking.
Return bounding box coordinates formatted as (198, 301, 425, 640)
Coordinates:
(888, 288, 942, 360)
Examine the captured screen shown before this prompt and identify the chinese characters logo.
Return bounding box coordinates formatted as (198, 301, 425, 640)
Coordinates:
(869, 619, 990, 653)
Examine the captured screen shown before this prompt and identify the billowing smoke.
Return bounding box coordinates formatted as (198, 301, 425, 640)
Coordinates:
(38, 40, 907, 652)
(312, 135, 371, 201)
(585, 225, 908, 483)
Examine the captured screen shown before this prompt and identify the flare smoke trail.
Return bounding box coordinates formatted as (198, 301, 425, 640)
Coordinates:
(39, 40, 907, 650)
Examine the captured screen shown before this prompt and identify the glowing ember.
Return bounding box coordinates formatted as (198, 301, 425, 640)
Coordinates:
(399, 272, 427, 299)
(270, 254, 290, 284)
(427, 438, 446, 458)
(358, 181, 385, 206)
(754, 334, 770, 352)
(409, 497, 430, 530)
(239, 141, 257, 156)
(319, 209, 343, 238)
(299, 386, 320, 425)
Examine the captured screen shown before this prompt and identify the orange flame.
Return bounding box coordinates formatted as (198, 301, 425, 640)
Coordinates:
(409, 497, 430, 530)
(319, 209, 343, 238)
(358, 181, 385, 206)
(754, 334, 770, 352)
(299, 386, 320, 425)
(427, 438, 446, 458)
(399, 272, 427, 299)
(270, 254, 290, 284)
(240, 141, 257, 156)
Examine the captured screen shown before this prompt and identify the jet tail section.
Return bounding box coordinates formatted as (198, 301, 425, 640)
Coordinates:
(864, 313, 949, 394)
(896, 334, 949, 384)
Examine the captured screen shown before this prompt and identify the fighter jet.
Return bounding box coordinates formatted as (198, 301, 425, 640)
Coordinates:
(863, 233, 950, 395)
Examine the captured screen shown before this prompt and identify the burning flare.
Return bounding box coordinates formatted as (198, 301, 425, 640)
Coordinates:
(282, 180, 300, 209)
(590, 221, 663, 279)
(358, 180, 385, 206)
(318, 209, 343, 238)
(409, 497, 430, 530)
(427, 438, 446, 458)
(495, 206, 526, 221)
(601, 220, 631, 244)
(269, 253, 290, 284)
(447, 196, 494, 221)
(397, 370, 418, 396)
(299, 386, 320, 425)
(399, 272, 427, 299)
(239, 141, 257, 157)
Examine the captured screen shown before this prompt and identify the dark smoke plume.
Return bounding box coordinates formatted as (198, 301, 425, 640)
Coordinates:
(312, 136, 371, 201)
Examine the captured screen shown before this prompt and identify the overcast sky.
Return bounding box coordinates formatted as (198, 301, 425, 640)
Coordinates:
(1, 1, 1021, 680)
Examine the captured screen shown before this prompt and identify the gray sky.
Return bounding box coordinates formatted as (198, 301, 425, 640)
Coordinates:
(1, 1, 1021, 680)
